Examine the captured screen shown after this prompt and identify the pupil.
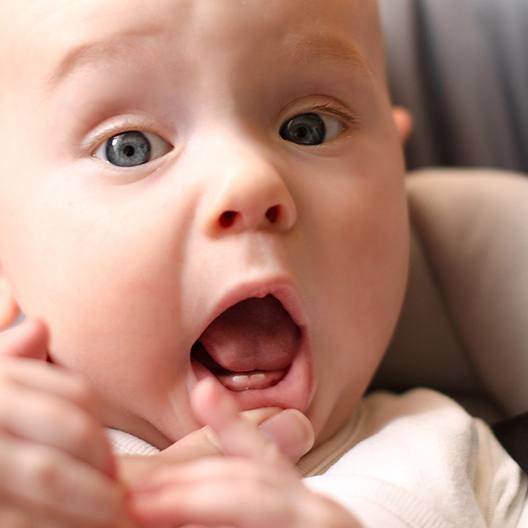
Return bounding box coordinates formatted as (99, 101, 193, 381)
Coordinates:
(123, 145, 135, 158)
(296, 127, 308, 140)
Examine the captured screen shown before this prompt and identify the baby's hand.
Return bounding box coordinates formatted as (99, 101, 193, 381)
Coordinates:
(0, 319, 128, 527)
(120, 404, 314, 487)
(130, 379, 362, 528)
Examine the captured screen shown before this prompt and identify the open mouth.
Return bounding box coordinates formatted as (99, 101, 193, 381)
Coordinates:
(190, 293, 311, 411)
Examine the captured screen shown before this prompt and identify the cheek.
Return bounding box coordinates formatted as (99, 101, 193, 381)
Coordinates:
(303, 167, 409, 410)
(0, 181, 191, 383)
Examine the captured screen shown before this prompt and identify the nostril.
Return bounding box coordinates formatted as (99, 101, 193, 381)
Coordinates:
(219, 210, 238, 228)
(266, 205, 280, 224)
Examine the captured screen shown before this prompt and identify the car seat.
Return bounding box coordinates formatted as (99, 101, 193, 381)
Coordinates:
(375, 0, 528, 468)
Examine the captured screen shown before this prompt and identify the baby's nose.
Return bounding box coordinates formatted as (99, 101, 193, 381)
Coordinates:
(202, 154, 297, 236)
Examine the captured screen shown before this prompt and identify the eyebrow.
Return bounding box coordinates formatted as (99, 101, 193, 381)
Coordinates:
(45, 30, 159, 90)
(46, 31, 372, 90)
(285, 33, 373, 79)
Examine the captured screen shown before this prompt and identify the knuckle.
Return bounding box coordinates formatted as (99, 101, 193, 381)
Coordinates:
(40, 399, 71, 427)
(0, 362, 15, 385)
(247, 479, 268, 502)
(264, 442, 282, 462)
(262, 441, 289, 470)
(0, 389, 12, 424)
(244, 464, 269, 493)
(1, 513, 32, 528)
(26, 451, 62, 490)
(64, 410, 97, 449)
(232, 457, 257, 476)
(257, 485, 293, 526)
(238, 462, 295, 526)
(67, 377, 95, 409)
(0, 384, 27, 431)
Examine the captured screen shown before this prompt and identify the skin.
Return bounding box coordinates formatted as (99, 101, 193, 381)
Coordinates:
(0, 0, 410, 525)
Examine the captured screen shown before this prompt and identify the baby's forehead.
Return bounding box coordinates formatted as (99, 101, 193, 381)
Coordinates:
(2, 0, 383, 84)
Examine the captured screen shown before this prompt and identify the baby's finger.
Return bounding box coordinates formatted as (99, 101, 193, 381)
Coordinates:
(0, 382, 115, 476)
(0, 494, 120, 528)
(0, 436, 126, 526)
(161, 406, 312, 465)
(0, 278, 18, 331)
(191, 379, 289, 467)
(133, 481, 248, 527)
(0, 318, 49, 360)
(0, 358, 103, 423)
(131, 460, 297, 528)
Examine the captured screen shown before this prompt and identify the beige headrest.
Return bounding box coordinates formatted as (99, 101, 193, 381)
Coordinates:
(374, 169, 528, 421)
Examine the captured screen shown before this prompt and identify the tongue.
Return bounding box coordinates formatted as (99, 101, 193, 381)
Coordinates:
(199, 295, 300, 374)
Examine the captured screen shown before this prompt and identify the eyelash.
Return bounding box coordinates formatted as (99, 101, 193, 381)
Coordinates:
(87, 119, 169, 155)
(305, 102, 358, 128)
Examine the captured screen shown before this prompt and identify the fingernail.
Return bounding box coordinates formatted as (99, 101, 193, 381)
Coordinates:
(259, 409, 315, 461)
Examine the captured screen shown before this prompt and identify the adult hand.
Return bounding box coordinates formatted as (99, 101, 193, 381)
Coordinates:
(130, 379, 362, 528)
(0, 319, 128, 527)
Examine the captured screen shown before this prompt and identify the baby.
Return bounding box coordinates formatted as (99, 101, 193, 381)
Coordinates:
(0, 0, 526, 527)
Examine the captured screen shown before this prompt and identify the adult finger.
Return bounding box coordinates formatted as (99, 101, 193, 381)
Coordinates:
(0, 318, 49, 360)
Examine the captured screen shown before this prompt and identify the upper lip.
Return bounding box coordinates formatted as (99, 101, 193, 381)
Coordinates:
(189, 275, 309, 350)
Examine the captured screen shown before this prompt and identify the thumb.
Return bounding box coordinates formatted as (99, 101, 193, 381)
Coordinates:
(191, 379, 314, 465)
(258, 409, 314, 463)
(0, 318, 49, 360)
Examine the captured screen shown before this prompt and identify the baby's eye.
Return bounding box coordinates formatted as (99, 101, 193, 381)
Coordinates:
(279, 112, 344, 146)
(93, 131, 172, 167)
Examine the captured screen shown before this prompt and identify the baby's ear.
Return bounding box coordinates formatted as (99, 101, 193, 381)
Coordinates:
(0, 271, 20, 330)
(392, 106, 414, 145)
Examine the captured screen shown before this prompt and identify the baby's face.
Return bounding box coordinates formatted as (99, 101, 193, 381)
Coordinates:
(0, 0, 409, 447)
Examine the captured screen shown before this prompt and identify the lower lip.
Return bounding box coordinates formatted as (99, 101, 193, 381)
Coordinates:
(190, 333, 312, 412)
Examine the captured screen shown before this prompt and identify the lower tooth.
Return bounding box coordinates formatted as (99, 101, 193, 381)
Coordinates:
(217, 370, 284, 391)
(230, 374, 250, 391)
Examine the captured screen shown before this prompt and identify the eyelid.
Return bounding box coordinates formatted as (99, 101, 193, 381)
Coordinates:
(281, 97, 359, 128)
(309, 102, 359, 127)
(83, 115, 174, 155)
